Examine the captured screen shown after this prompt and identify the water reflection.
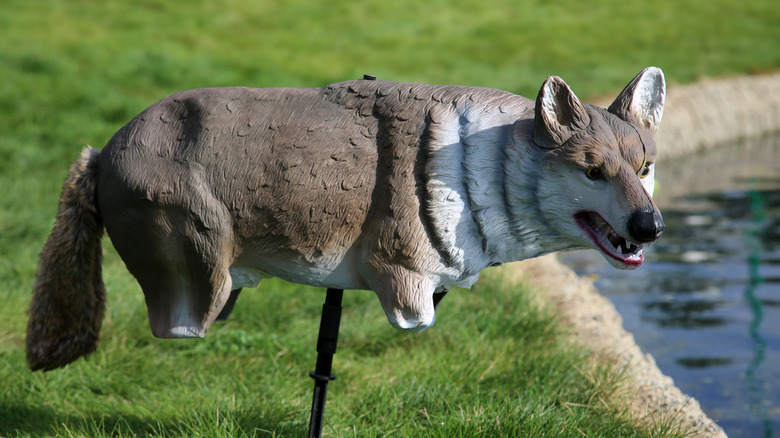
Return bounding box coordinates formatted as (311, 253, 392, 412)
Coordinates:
(643, 298, 730, 328)
(677, 357, 735, 368)
(744, 184, 772, 438)
(559, 137, 780, 438)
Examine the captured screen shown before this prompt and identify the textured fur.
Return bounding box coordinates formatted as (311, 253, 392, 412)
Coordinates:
(27, 68, 666, 371)
(27, 148, 105, 371)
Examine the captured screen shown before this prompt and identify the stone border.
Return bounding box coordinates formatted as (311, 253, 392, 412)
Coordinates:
(510, 72, 780, 437)
(655, 71, 780, 160)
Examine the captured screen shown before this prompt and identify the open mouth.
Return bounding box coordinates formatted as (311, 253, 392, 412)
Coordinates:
(574, 211, 644, 268)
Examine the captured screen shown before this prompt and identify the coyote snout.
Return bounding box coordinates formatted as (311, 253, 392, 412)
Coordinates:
(628, 209, 665, 243)
(27, 67, 666, 370)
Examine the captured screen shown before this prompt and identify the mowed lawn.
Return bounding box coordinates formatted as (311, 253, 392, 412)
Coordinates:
(1, 0, 778, 436)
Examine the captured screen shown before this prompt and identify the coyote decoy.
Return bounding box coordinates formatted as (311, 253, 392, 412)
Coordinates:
(27, 68, 665, 371)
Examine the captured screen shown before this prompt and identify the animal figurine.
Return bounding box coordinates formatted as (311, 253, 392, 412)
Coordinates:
(27, 68, 666, 371)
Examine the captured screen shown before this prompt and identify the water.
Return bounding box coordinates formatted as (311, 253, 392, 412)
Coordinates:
(559, 136, 780, 438)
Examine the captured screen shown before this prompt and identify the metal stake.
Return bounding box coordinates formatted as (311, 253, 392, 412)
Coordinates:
(308, 288, 344, 438)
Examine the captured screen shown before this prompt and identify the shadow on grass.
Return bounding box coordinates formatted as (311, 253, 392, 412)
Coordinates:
(0, 400, 310, 437)
(0, 403, 60, 437)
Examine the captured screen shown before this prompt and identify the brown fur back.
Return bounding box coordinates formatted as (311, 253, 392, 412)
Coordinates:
(26, 147, 105, 371)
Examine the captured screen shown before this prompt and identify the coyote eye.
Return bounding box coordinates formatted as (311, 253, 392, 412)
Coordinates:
(639, 163, 651, 178)
(585, 167, 603, 180)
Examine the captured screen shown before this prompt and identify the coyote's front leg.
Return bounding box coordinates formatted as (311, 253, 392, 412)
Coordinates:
(371, 267, 438, 333)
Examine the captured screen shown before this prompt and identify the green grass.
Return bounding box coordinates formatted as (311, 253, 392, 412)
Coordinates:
(1, 0, 778, 436)
(2, 269, 681, 437)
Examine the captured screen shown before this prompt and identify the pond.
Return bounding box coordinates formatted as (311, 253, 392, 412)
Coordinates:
(559, 135, 780, 438)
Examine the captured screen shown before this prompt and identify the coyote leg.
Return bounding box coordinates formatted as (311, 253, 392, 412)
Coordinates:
(103, 200, 235, 338)
(123, 226, 233, 337)
(371, 267, 437, 332)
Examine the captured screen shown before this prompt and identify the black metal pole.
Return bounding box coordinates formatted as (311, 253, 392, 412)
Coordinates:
(308, 288, 344, 438)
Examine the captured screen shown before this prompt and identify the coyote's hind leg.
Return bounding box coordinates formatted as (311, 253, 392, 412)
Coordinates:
(103, 194, 236, 338)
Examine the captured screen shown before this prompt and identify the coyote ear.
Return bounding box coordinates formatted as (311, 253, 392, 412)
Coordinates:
(534, 76, 591, 149)
(608, 67, 666, 134)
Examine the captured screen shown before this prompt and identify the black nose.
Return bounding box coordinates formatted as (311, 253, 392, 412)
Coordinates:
(628, 209, 664, 243)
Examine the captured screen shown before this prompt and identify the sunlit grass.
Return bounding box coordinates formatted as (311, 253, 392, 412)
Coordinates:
(1, 266, 678, 437)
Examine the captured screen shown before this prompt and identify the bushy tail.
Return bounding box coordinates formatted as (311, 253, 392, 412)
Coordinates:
(26, 147, 105, 371)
